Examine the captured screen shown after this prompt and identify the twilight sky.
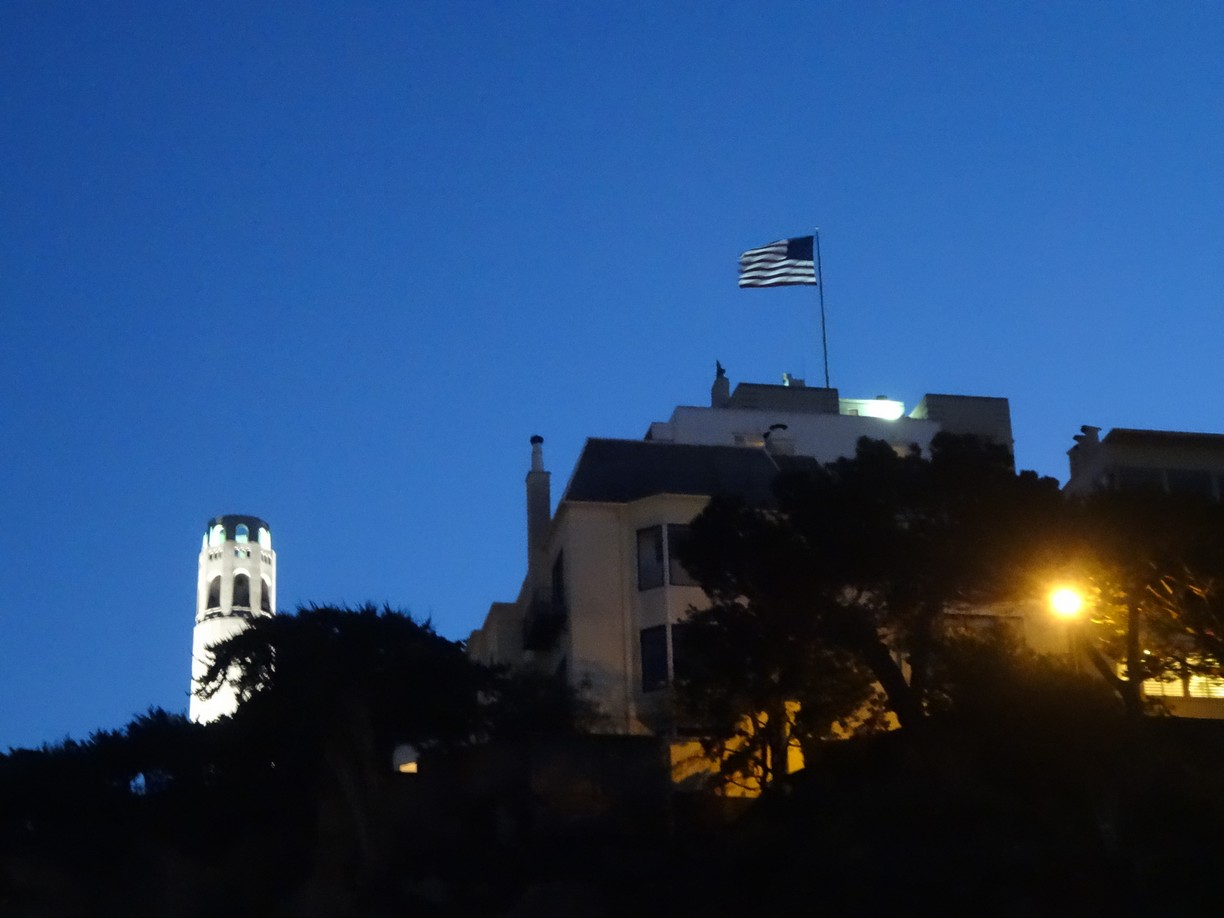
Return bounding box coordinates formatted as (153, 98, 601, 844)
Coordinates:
(4, 3, 1224, 751)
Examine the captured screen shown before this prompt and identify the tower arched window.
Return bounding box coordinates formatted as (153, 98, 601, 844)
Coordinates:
(235, 524, 249, 544)
(233, 573, 250, 609)
(260, 579, 272, 614)
(206, 576, 222, 610)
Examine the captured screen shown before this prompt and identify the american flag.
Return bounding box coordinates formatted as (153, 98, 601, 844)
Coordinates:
(738, 236, 817, 287)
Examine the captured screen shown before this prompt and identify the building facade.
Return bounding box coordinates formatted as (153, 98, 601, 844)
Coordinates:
(468, 369, 1017, 736)
(189, 514, 276, 722)
(1065, 424, 1224, 501)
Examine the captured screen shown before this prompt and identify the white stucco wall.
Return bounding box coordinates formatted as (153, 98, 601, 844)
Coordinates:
(652, 405, 940, 459)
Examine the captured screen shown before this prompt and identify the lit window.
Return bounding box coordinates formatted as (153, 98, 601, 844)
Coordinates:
(392, 744, 419, 774)
(1145, 675, 1224, 699)
(209, 524, 225, 548)
(257, 527, 271, 549)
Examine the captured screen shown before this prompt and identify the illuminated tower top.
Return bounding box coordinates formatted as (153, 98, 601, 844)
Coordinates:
(190, 514, 277, 722)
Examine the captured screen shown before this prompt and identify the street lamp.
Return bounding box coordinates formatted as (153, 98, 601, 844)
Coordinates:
(1049, 586, 1084, 620)
(1049, 586, 1085, 671)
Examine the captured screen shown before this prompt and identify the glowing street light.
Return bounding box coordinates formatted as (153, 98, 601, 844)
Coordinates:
(1049, 586, 1084, 620)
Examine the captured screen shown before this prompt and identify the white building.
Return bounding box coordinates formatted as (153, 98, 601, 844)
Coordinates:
(468, 368, 1016, 736)
(189, 515, 276, 722)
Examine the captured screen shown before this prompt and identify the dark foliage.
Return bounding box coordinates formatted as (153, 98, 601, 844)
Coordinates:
(674, 434, 1064, 784)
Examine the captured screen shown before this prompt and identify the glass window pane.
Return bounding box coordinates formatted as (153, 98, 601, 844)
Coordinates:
(670, 623, 694, 683)
(636, 526, 664, 590)
(640, 625, 667, 692)
(667, 525, 699, 586)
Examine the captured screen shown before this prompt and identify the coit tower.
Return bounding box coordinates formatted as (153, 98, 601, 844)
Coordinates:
(189, 515, 276, 722)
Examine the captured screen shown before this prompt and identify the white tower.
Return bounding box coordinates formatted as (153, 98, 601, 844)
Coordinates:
(189, 515, 277, 722)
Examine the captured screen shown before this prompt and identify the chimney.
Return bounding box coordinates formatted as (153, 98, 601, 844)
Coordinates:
(526, 435, 551, 597)
(1068, 425, 1101, 480)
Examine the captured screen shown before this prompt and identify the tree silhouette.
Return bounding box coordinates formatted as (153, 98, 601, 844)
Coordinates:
(1061, 487, 1224, 717)
(196, 603, 493, 881)
(676, 433, 1064, 778)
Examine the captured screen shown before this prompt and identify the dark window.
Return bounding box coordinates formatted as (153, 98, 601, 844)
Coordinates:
(640, 626, 668, 691)
(639, 524, 700, 589)
(233, 574, 250, 609)
(260, 579, 272, 613)
(206, 576, 222, 610)
(670, 623, 695, 684)
(667, 525, 699, 587)
(235, 523, 249, 543)
(1115, 467, 1164, 492)
(1167, 469, 1214, 500)
(637, 526, 665, 590)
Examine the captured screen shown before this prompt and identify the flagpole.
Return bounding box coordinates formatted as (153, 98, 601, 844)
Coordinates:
(815, 229, 829, 387)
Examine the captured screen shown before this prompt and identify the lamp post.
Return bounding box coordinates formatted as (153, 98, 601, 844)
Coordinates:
(1049, 586, 1085, 671)
(1049, 584, 1145, 721)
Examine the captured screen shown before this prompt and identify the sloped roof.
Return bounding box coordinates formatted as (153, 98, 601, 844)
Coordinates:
(562, 438, 816, 505)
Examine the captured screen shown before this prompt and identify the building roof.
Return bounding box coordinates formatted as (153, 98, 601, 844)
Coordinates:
(725, 382, 840, 414)
(1103, 428, 1224, 447)
(562, 438, 815, 505)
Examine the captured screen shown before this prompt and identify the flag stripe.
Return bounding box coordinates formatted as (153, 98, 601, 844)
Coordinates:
(738, 236, 817, 287)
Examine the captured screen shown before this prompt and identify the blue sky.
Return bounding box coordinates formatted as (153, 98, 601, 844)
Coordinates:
(4, 2, 1224, 750)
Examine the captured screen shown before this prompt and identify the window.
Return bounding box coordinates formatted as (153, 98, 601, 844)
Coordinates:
(640, 622, 698, 693)
(1115, 468, 1163, 491)
(206, 576, 221, 610)
(1167, 469, 1214, 500)
(257, 527, 271, 549)
(260, 579, 272, 613)
(637, 526, 665, 590)
(636, 523, 698, 590)
(640, 626, 668, 691)
(232, 573, 250, 609)
(235, 523, 249, 543)
(670, 623, 695, 683)
(667, 525, 698, 587)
